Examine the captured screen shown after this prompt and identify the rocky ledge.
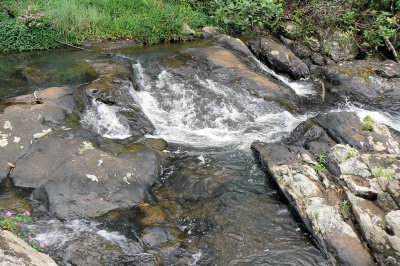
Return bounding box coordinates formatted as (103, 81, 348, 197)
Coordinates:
(0, 61, 166, 220)
(252, 112, 400, 265)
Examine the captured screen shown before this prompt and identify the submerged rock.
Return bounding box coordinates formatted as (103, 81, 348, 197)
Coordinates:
(0, 230, 57, 265)
(253, 111, 400, 265)
(322, 60, 400, 113)
(247, 36, 310, 80)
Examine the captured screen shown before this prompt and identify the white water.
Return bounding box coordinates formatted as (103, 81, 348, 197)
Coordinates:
(130, 62, 310, 149)
(81, 99, 131, 139)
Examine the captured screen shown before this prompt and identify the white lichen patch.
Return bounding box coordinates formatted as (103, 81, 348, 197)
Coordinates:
(13, 137, 20, 143)
(86, 174, 99, 182)
(0, 133, 9, 147)
(123, 173, 134, 184)
(33, 128, 52, 139)
(98, 159, 103, 167)
(78, 141, 95, 154)
(3, 121, 12, 130)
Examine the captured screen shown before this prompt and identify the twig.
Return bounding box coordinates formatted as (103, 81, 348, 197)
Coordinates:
(55, 40, 93, 52)
(1, 5, 15, 18)
(315, 78, 326, 102)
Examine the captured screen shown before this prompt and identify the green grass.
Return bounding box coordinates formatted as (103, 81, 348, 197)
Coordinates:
(1, 0, 209, 52)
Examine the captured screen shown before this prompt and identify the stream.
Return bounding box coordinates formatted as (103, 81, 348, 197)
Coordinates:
(1, 40, 400, 265)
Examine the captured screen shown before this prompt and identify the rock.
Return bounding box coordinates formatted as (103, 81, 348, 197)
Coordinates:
(312, 112, 400, 154)
(280, 22, 297, 39)
(347, 192, 400, 264)
(386, 211, 400, 236)
(142, 227, 170, 247)
(11, 128, 165, 219)
(322, 60, 400, 113)
(183, 46, 299, 109)
(83, 61, 155, 139)
(251, 141, 374, 265)
(311, 52, 325, 66)
(201, 26, 222, 39)
(64, 232, 141, 265)
(0, 107, 52, 182)
(0, 230, 57, 266)
(319, 28, 359, 61)
(182, 23, 195, 36)
(247, 37, 310, 80)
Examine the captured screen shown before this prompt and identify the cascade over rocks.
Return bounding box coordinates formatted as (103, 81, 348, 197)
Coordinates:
(247, 36, 310, 80)
(322, 60, 400, 113)
(252, 111, 400, 265)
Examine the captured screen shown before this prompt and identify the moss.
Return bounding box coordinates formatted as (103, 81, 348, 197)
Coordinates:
(272, 97, 300, 112)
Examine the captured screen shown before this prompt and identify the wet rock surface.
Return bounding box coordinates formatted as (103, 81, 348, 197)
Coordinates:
(253, 111, 400, 265)
(247, 36, 310, 80)
(183, 45, 299, 109)
(322, 60, 400, 113)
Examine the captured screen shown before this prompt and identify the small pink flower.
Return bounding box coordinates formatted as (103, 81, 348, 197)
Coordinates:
(26, 10, 28, 14)
(29, 23, 32, 27)
(25, 15, 28, 18)
(33, 239, 37, 243)
(25, 211, 31, 216)
(28, 5, 31, 11)
(6, 211, 13, 217)
(45, 254, 49, 256)
(40, 243, 45, 248)
(37, 23, 41, 26)
(18, 16, 23, 19)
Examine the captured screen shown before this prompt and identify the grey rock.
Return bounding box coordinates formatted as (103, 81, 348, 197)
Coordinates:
(311, 52, 325, 66)
(322, 60, 400, 113)
(386, 211, 400, 236)
(64, 232, 141, 265)
(183, 23, 195, 36)
(247, 37, 310, 80)
(201, 26, 222, 39)
(11, 128, 164, 219)
(319, 28, 359, 61)
(142, 227, 170, 247)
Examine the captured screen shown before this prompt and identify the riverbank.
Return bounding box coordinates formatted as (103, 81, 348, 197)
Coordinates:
(2, 0, 399, 61)
(0, 0, 209, 53)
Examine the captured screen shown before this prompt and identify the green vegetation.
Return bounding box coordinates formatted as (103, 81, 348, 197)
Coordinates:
(2, 0, 400, 58)
(370, 164, 395, 179)
(314, 153, 327, 173)
(341, 200, 350, 212)
(362, 115, 375, 131)
(187, 0, 283, 31)
(345, 147, 359, 160)
(286, 0, 400, 59)
(0, 0, 209, 52)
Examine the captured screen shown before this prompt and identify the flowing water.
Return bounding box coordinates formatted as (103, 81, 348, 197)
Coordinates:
(2, 41, 400, 265)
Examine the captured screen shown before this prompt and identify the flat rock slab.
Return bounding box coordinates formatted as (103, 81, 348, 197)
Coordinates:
(11, 128, 164, 220)
(0, 230, 57, 266)
(252, 142, 374, 265)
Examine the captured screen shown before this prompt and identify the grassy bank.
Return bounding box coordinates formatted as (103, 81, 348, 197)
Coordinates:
(1, 0, 400, 59)
(0, 0, 210, 52)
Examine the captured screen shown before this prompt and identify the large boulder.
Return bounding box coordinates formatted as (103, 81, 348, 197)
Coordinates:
(322, 60, 400, 113)
(319, 28, 359, 62)
(0, 230, 57, 266)
(247, 37, 310, 80)
(183, 46, 299, 110)
(11, 128, 165, 220)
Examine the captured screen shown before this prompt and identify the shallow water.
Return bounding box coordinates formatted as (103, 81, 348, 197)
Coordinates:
(2, 40, 400, 265)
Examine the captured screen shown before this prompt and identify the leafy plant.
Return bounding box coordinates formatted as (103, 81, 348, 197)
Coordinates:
(208, 0, 283, 31)
(314, 153, 327, 173)
(0, 211, 48, 254)
(362, 115, 374, 131)
(342, 200, 350, 212)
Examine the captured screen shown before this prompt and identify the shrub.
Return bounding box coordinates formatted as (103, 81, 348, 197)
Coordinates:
(0, 210, 48, 254)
